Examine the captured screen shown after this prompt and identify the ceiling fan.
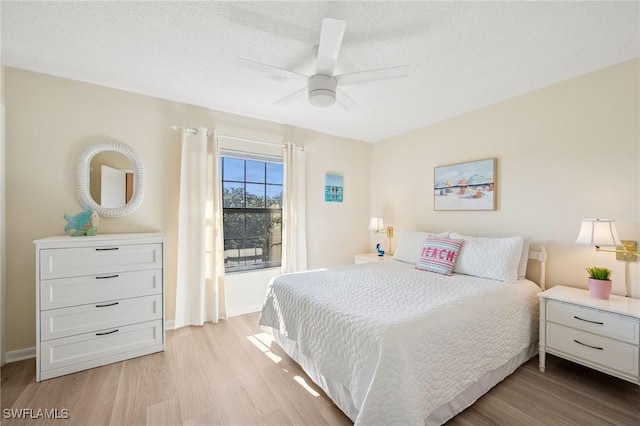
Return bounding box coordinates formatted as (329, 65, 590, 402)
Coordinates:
(236, 18, 409, 110)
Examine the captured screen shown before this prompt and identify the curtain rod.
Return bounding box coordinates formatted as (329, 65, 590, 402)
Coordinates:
(218, 133, 308, 151)
(171, 125, 308, 151)
(170, 125, 211, 136)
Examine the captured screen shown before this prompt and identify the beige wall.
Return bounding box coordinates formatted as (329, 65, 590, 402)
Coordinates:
(5, 59, 638, 354)
(4, 67, 371, 352)
(372, 58, 640, 297)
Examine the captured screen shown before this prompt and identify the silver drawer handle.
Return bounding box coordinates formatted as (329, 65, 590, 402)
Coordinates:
(573, 339, 603, 351)
(573, 315, 603, 325)
(96, 329, 119, 336)
(95, 247, 119, 251)
(95, 302, 119, 308)
(95, 274, 119, 280)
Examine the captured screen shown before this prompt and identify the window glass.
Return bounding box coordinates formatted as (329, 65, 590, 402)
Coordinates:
(221, 155, 283, 272)
(223, 212, 244, 239)
(266, 163, 283, 184)
(266, 185, 283, 208)
(223, 182, 244, 208)
(245, 213, 268, 238)
(246, 183, 266, 208)
(246, 160, 265, 183)
(223, 157, 244, 181)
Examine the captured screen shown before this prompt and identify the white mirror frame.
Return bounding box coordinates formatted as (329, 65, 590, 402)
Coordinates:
(76, 141, 144, 217)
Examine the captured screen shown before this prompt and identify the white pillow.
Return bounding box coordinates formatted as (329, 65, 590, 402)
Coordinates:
(518, 237, 532, 280)
(393, 229, 450, 264)
(449, 233, 524, 283)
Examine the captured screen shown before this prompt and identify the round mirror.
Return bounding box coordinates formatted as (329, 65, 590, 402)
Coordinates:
(76, 141, 144, 217)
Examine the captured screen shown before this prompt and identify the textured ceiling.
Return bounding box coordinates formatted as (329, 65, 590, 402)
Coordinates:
(2, 1, 639, 143)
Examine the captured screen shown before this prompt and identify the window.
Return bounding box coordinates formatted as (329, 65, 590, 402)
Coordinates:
(221, 155, 283, 272)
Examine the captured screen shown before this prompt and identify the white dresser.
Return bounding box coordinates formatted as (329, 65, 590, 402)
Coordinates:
(34, 233, 165, 381)
(538, 285, 640, 387)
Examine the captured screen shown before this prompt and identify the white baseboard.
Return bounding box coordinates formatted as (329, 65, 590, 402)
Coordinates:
(227, 304, 263, 318)
(165, 319, 175, 330)
(6, 346, 35, 363)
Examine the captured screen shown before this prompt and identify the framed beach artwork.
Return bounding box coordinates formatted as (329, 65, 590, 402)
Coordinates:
(434, 158, 496, 211)
(325, 173, 344, 203)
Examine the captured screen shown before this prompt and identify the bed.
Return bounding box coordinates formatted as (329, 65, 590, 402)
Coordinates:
(259, 230, 547, 425)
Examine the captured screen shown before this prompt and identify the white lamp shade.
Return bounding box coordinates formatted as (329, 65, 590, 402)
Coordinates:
(368, 217, 384, 231)
(575, 219, 622, 246)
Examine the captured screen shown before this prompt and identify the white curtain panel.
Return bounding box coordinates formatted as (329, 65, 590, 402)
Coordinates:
(281, 142, 308, 273)
(175, 127, 226, 328)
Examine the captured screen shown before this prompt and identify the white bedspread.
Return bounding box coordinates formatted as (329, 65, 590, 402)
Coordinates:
(259, 260, 540, 425)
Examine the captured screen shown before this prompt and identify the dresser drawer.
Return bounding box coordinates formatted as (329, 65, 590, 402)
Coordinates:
(40, 294, 162, 341)
(40, 320, 163, 373)
(547, 300, 639, 344)
(547, 323, 639, 377)
(40, 269, 162, 310)
(40, 243, 162, 279)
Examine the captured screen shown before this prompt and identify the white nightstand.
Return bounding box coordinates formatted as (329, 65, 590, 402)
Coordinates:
(354, 253, 394, 265)
(538, 285, 640, 389)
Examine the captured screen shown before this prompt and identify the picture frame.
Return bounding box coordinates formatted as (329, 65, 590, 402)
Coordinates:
(325, 173, 343, 203)
(434, 158, 496, 211)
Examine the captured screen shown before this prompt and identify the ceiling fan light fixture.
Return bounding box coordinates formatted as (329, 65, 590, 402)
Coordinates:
(309, 90, 336, 107)
(308, 75, 337, 107)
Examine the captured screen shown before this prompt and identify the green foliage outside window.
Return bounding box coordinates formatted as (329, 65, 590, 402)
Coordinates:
(222, 156, 283, 271)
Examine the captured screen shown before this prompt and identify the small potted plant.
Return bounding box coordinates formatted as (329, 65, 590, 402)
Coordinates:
(585, 266, 613, 299)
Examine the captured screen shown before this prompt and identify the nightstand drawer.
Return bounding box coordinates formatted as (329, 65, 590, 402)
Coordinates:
(547, 300, 639, 344)
(547, 323, 639, 377)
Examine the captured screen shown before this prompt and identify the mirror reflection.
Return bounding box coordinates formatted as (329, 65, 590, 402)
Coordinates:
(89, 152, 134, 208)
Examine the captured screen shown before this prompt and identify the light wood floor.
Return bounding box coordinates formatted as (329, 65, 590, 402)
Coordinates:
(2, 312, 638, 425)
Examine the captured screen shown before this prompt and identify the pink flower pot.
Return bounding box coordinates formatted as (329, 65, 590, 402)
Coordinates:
(588, 278, 612, 299)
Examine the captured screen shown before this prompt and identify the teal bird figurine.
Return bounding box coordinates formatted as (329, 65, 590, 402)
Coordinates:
(376, 243, 385, 256)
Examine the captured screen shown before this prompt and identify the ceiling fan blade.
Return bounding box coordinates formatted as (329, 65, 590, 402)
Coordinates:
(274, 87, 307, 106)
(336, 89, 359, 110)
(315, 18, 346, 76)
(336, 65, 409, 86)
(236, 57, 308, 81)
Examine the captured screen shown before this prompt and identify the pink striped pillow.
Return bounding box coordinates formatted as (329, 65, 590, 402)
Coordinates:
(416, 238, 463, 275)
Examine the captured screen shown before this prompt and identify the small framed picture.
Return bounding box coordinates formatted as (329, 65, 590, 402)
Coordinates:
(325, 173, 343, 203)
(434, 158, 496, 211)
